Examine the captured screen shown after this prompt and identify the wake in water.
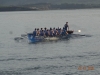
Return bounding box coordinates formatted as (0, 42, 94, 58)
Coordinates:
(70, 34, 92, 38)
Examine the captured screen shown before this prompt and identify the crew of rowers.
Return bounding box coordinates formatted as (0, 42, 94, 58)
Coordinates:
(33, 22, 69, 37)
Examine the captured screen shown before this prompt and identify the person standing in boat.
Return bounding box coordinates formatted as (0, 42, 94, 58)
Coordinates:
(64, 22, 69, 31)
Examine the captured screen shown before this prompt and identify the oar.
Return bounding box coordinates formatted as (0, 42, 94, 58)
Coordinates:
(21, 34, 27, 37)
(14, 37, 24, 41)
(21, 32, 33, 37)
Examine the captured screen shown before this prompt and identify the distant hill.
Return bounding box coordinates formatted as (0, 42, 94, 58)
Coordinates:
(0, 0, 100, 6)
(0, 0, 100, 11)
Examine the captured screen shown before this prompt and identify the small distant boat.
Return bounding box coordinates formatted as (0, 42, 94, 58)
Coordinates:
(27, 30, 74, 43)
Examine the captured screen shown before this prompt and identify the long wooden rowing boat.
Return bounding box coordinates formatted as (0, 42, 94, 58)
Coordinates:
(27, 31, 73, 43)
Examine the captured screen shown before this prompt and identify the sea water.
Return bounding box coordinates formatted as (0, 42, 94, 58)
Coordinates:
(0, 9, 100, 75)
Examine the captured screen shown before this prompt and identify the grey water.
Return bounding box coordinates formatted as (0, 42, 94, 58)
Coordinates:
(0, 9, 100, 75)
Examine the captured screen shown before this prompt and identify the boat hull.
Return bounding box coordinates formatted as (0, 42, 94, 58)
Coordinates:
(27, 30, 73, 43)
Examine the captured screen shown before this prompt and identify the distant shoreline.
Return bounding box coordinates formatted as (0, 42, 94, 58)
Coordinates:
(0, 7, 100, 12)
(0, 6, 38, 12)
(0, 3, 100, 12)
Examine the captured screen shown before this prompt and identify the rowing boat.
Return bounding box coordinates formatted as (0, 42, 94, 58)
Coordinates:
(27, 30, 73, 43)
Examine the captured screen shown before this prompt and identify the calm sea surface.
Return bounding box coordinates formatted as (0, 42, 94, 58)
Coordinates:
(0, 9, 100, 75)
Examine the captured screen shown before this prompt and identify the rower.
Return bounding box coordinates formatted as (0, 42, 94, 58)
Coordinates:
(61, 27, 66, 36)
(36, 28, 40, 36)
(40, 28, 43, 32)
(49, 27, 53, 37)
(55, 28, 58, 36)
(45, 29, 49, 37)
(44, 27, 47, 33)
(57, 27, 61, 35)
(33, 28, 37, 37)
(44, 27, 48, 37)
(53, 27, 57, 37)
(64, 22, 69, 31)
(40, 30, 44, 36)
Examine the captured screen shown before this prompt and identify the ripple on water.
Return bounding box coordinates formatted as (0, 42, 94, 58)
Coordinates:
(0, 57, 39, 62)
